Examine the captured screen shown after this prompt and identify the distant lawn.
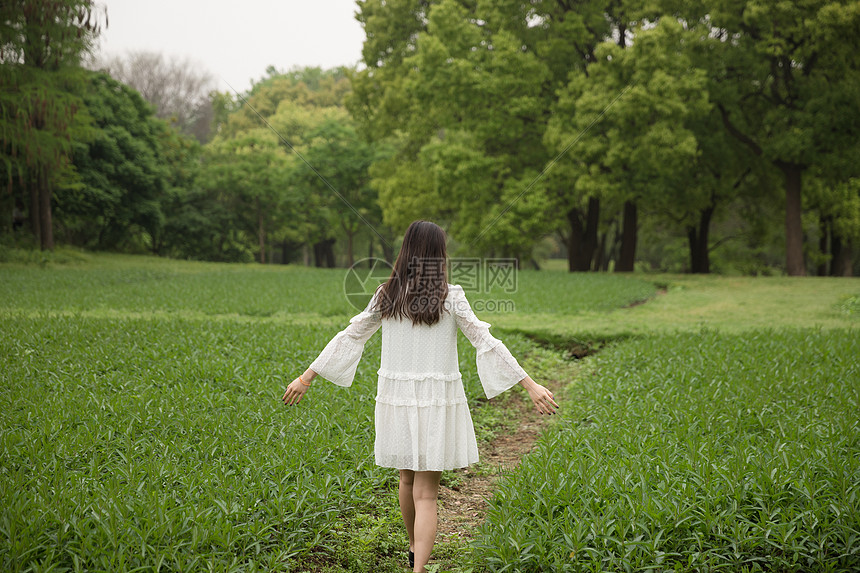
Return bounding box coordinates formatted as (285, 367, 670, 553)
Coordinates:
(0, 253, 658, 320)
(492, 274, 859, 340)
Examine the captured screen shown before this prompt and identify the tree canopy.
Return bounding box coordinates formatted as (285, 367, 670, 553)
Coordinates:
(3, 0, 858, 276)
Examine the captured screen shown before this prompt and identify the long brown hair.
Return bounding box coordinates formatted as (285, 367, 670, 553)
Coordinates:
(374, 220, 449, 326)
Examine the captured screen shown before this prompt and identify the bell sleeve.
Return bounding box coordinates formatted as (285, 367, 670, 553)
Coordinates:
(309, 292, 382, 388)
(449, 285, 527, 399)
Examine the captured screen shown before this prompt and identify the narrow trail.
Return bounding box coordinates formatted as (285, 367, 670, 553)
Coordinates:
(435, 379, 563, 545)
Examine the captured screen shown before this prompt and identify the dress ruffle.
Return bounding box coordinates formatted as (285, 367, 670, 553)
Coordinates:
(377, 368, 461, 382)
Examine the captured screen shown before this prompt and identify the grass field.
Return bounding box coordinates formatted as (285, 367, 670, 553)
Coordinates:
(478, 329, 860, 571)
(1, 254, 858, 572)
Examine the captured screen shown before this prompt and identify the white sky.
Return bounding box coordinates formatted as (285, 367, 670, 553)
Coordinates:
(94, 0, 366, 92)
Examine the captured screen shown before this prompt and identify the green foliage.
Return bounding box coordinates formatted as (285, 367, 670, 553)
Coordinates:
(704, 0, 860, 274)
(196, 68, 391, 265)
(352, 0, 559, 257)
(840, 295, 860, 316)
(198, 128, 293, 263)
(0, 313, 390, 571)
(0, 0, 106, 249)
(60, 72, 171, 249)
(294, 116, 380, 265)
(349, 0, 860, 275)
(477, 329, 860, 571)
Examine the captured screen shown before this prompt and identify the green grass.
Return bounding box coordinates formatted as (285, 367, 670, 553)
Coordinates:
(1, 254, 620, 572)
(492, 274, 859, 340)
(0, 254, 657, 319)
(1, 253, 858, 572)
(476, 329, 860, 571)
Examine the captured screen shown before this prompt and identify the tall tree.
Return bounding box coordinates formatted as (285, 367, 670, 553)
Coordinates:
(204, 67, 390, 266)
(62, 72, 171, 250)
(351, 0, 670, 266)
(709, 0, 860, 275)
(352, 0, 583, 257)
(547, 18, 709, 272)
(295, 117, 378, 267)
(221, 67, 352, 137)
(199, 129, 290, 264)
(1, 0, 106, 250)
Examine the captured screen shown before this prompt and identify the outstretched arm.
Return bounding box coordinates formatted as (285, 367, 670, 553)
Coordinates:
(450, 285, 560, 413)
(282, 292, 382, 406)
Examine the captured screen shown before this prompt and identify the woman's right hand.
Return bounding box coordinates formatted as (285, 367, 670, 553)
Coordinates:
(520, 377, 559, 415)
(282, 377, 309, 406)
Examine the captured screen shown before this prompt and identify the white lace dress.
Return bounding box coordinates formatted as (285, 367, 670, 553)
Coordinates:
(308, 284, 528, 471)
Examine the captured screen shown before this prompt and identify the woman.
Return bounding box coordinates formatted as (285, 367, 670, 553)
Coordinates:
(283, 220, 558, 572)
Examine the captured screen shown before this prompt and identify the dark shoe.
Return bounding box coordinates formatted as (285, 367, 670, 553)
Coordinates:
(408, 550, 414, 568)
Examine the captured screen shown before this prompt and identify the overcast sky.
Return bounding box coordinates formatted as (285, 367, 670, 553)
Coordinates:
(95, 0, 366, 92)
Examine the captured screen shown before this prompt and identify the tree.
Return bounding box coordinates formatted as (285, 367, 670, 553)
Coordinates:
(95, 51, 217, 142)
(709, 0, 860, 275)
(295, 117, 378, 267)
(61, 71, 171, 250)
(202, 66, 391, 266)
(808, 144, 860, 276)
(351, 0, 568, 258)
(0, 0, 105, 250)
(547, 19, 709, 272)
(221, 67, 352, 138)
(199, 129, 291, 264)
(351, 0, 672, 267)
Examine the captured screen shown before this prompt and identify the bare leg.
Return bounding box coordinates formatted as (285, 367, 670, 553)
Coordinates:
(399, 470, 416, 554)
(412, 470, 442, 572)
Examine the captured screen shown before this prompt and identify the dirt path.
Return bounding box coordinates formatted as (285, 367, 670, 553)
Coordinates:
(435, 385, 559, 545)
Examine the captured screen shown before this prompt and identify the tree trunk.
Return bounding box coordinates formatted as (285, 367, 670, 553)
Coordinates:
(29, 176, 41, 247)
(566, 198, 600, 272)
(594, 230, 607, 272)
(783, 164, 806, 276)
(687, 205, 714, 274)
(313, 241, 323, 267)
(604, 221, 620, 271)
(818, 217, 829, 276)
(257, 199, 265, 264)
(381, 239, 394, 263)
(281, 239, 290, 265)
(313, 239, 336, 267)
(831, 233, 853, 276)
(323, 238, 335, 267)
(836, 242, 853, 277)
(616, 200, 637, 272)
(566, 211, 579, 271)
(583, 197, 599, 271)
(346, 230, 354, 268)
(38, 169, 53, 251)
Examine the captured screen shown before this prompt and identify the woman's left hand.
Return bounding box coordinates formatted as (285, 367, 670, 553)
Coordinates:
(520, 377, 559, 415)
(282, 378, 309, 406)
